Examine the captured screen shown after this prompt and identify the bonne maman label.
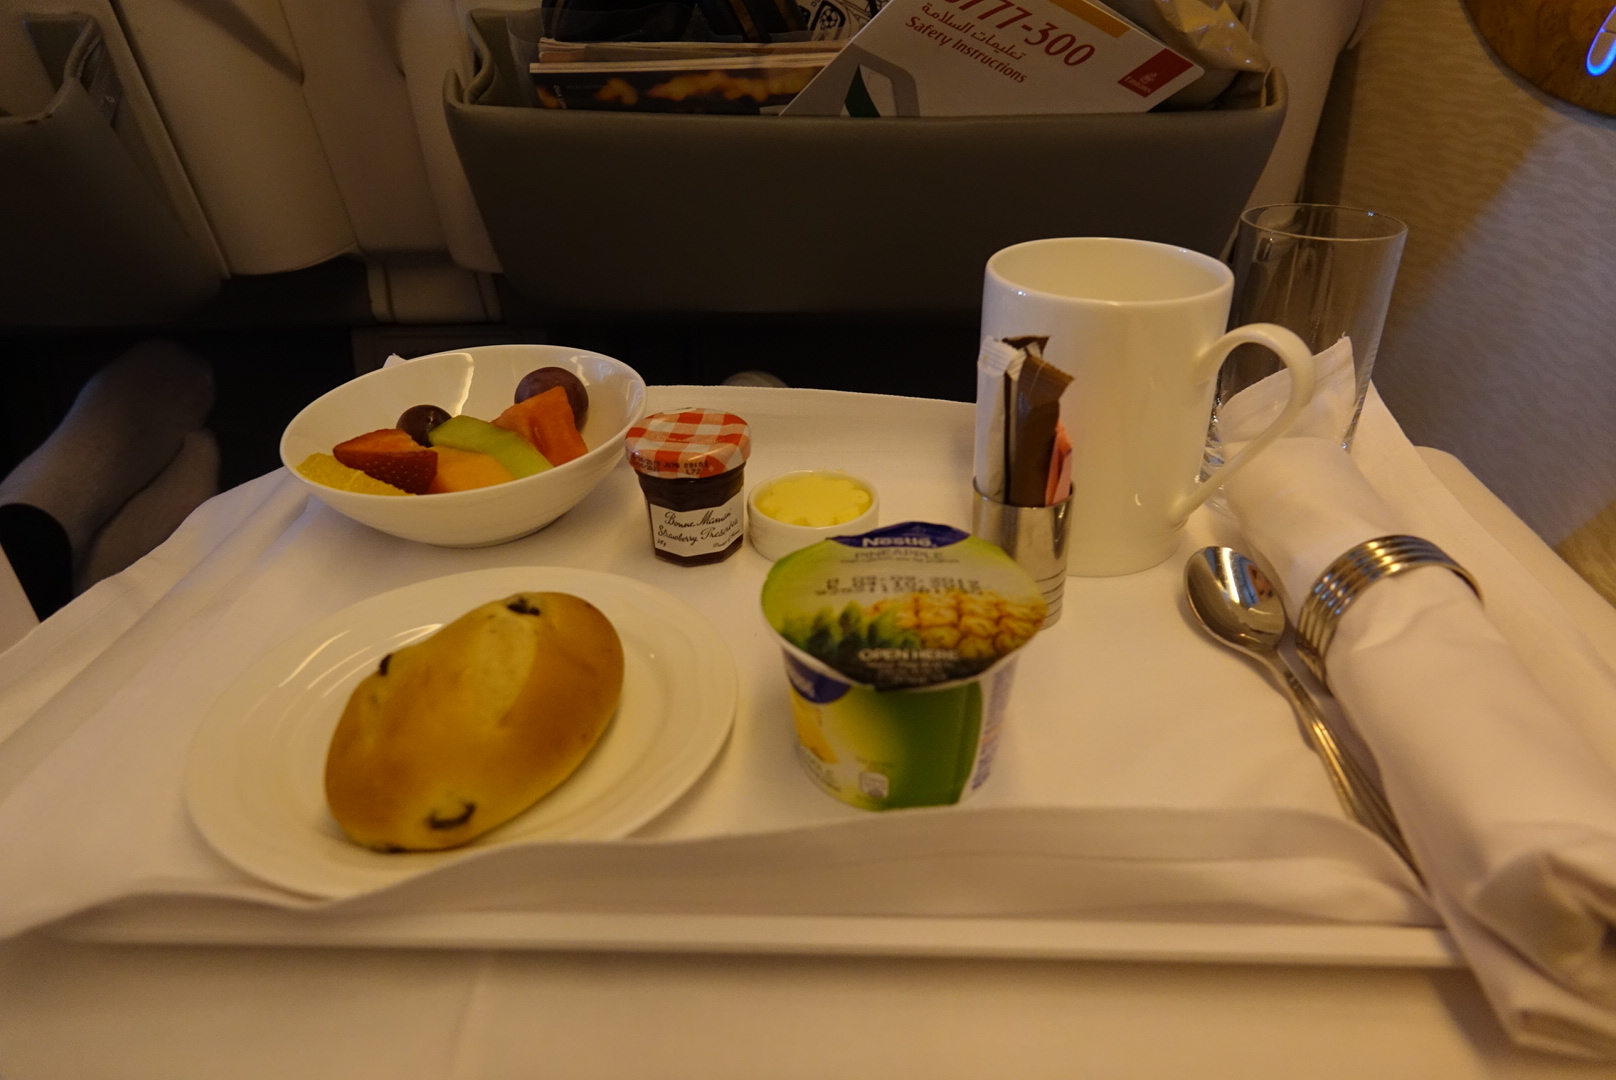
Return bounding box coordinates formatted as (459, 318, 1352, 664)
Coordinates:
(649, 491, 744, 557)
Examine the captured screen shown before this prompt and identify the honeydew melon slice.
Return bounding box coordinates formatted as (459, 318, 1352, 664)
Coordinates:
(428, 415, 552, 478)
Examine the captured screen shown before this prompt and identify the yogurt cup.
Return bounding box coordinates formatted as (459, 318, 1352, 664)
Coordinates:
(760, 521, 1046, 810)
(781, 644, 1021, 810)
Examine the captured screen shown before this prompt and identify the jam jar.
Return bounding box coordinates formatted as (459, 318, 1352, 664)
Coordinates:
(624, 410, 751, 566)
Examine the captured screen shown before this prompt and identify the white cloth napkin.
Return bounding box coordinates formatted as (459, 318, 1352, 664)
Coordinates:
(1214, 337, 1359, 450)
(1225, 424, 1616, 1060)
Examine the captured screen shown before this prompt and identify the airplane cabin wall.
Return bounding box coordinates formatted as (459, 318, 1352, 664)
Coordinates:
(1307, 0, 1616, 547)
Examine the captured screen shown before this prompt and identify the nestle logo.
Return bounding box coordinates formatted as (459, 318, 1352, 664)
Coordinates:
(861, 536, 931, 547)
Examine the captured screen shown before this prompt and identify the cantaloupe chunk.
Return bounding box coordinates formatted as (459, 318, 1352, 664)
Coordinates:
(429, 446, 514, 493)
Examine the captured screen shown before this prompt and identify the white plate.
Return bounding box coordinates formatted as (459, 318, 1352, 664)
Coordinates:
(185, 567, 736, 899)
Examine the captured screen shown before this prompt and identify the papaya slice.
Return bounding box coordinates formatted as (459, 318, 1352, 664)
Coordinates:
(494, 387, 589, 467)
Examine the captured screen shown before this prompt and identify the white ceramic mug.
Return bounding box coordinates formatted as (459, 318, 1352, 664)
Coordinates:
(982, 237, 1316, 576)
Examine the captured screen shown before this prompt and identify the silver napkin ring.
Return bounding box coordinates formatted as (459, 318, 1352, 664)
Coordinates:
(1296, 535, 1481, 686)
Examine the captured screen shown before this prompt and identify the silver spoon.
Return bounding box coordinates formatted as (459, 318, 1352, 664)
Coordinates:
(1184, 546, 1417, 872)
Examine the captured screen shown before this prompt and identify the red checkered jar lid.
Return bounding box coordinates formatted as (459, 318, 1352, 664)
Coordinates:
(625, 409, 751, 479)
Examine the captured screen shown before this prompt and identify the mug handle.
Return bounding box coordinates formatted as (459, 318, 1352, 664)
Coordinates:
(1170, 322, 1317, 522)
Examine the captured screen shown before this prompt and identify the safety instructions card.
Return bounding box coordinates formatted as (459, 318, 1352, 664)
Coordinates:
(782, 0, 1201, 115)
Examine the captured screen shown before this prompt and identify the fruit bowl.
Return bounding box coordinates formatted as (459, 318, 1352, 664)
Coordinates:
(280, 345, 647, 546)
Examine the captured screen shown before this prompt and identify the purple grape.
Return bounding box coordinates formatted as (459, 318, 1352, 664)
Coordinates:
(515, 367, 588, 427)
(398, 404, 451, 446)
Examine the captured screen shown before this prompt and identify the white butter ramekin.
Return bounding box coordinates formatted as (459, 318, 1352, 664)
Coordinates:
(747, 470, 880, 562)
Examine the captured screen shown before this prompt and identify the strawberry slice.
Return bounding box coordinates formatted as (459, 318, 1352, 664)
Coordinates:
(333, 428, 438, 495)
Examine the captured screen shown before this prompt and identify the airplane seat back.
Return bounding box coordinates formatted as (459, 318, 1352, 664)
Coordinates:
(1241, 0, 1380, 207)
(0, 0, 1376, 328)
(108, 0, 499, 322)
(0, 0, 223, 326)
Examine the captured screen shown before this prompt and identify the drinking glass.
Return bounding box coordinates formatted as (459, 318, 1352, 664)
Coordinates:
(1204, 204, 1407, 479)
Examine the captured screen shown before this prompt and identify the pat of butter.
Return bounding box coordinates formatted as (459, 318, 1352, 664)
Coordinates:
(757, 474, 871, 528)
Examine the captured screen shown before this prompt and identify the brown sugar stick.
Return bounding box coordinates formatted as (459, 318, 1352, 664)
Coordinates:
(1006, 352, 1073, 507)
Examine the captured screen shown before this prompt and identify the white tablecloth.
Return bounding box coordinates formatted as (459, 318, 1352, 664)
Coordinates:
(4, 386, 1616, 1078)
(0, 386, 1436, 938)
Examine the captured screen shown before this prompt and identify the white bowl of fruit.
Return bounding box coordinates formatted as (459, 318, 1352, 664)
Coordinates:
(281, 345, 647, 547)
